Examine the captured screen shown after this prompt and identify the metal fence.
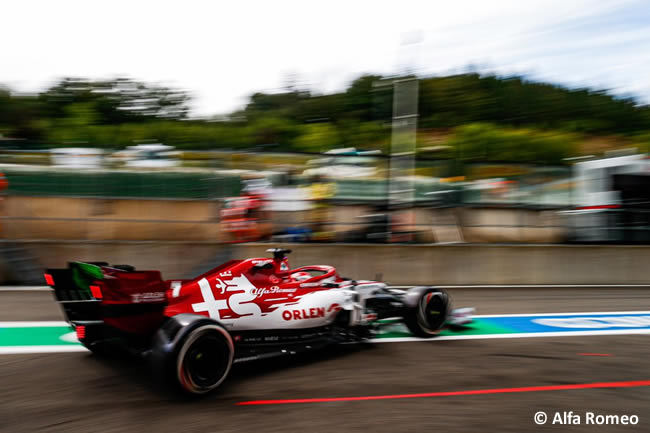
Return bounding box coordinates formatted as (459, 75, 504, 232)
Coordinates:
(3, 169, 241, 200)
(1, 163, 572, 206)
(4, 163, 648, 244)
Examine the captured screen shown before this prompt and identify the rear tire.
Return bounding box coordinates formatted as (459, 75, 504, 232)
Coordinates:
(404, 289, 449, 337)
(175, 324, 234, 395)
(152, 319, 234, 396)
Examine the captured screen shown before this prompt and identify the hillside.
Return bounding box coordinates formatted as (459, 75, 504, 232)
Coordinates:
(1, 73, 649, 164)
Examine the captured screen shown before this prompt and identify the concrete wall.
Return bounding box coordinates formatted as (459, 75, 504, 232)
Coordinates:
(459, 208, 567, 243)
(16, 242, 650, 285)
(2, 196, 569, 243)
(3, 196, 221, 241)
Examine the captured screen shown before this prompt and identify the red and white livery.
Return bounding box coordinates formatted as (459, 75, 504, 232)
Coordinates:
(46, 248, 465, 395)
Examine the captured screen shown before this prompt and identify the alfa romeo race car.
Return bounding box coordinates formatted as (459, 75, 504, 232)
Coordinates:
(45, 248, 470, 395)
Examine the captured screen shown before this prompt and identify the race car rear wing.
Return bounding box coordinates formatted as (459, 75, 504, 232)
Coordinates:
(45, 262, 167, 328)
(45, 262, 107, 322)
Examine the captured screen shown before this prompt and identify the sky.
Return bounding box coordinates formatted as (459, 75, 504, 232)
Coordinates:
(2, 0, 649, 116)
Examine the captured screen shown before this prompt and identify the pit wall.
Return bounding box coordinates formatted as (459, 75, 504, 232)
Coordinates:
(16, 242, 650, 286)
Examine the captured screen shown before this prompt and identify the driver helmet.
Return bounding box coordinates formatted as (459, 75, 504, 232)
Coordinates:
(290, 271, 311, 282)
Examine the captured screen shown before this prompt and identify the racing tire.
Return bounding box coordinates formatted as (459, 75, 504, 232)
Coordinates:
(175, 324, 234, 395)
(403, 289, 450, 338)
(152, 316, 234, 395)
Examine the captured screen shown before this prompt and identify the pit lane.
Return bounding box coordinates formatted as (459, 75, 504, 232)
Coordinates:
(1, 287, 649, 432)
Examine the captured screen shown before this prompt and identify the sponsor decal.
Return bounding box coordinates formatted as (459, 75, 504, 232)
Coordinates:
(250, 286, 297, 298)
(374, 312, 650, 340)
(327, 303, 341, 313)
(282, 307, 327, 321)
(213, 278, 230, 294)
(190, 275, 307, 320)
(192, 278, 229, 319)
(480, 312, 650, 333)
(131, 292, 166, 303)
(192, 276, 263, 319)
(281, 303, 342, 321)
(532, 315, 650, 329)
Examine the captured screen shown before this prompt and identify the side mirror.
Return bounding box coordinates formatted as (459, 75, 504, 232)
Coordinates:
(266, 248, 292, 259)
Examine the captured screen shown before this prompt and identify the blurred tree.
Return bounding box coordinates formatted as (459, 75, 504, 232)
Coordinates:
(343, 75, 392, 122)
(39, 77, 191, 123)
(418, 73, 650, 134)
(246, 116, 299, 149)
(244, 90, 311, 121)
(0, 91, 47, 141)
(337, 119, 389, 152)
(0, 72, 649, 158)
(294, 123, 340, 153)
(0, 87, 10, 125)
(447, 123, 578, 164)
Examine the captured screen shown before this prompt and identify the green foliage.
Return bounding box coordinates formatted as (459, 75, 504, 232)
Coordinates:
(344, 75, 392, 121)
(38, 77, 190, 122)
(294, 123, 340, 152)
(1, 73, 649, 164)
(418, 74, 649, 133)
(447, 123, 578, 164)
(245, 116, 299, 148)
(633, 132, 650, 154)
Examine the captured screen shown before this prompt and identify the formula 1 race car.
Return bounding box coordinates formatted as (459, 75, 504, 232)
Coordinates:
(45, 248, 470, 395)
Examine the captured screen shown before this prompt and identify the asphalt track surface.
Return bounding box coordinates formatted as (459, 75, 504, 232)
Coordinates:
(1, 287, 649, 432)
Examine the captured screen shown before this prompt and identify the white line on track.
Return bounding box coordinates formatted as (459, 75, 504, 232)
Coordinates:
(370, 328, 650, 343)
(7, 328, 649, 354)
(0, 321, 68, 327)
(474, 311, 650, 318)
(0, 346, 88, 355)
(2, 310, 650, 355)
(5, 312, 647, 328)
(0, 286, 52, 291)
(2, 328, 650, 355)
(5, 312, 650, 328)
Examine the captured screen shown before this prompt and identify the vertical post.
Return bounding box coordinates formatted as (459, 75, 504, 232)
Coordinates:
(388, 77, 418, 240)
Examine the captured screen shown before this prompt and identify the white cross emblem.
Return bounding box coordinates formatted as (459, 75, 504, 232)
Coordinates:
(192, 278, 227, 319)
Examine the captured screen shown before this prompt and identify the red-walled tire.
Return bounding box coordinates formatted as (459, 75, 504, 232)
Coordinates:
(174, 324, 233, 395)
(404, 289, 449, 337)
(152, 316, 234, 395)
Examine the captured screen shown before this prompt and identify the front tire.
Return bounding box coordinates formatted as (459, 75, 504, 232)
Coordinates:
(404, 289, 449, 337)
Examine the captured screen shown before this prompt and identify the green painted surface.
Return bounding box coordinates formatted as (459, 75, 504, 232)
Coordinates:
(0, 319, 516, 348)
(0, 326, 76, 346)
(374, 319, 514, 339)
